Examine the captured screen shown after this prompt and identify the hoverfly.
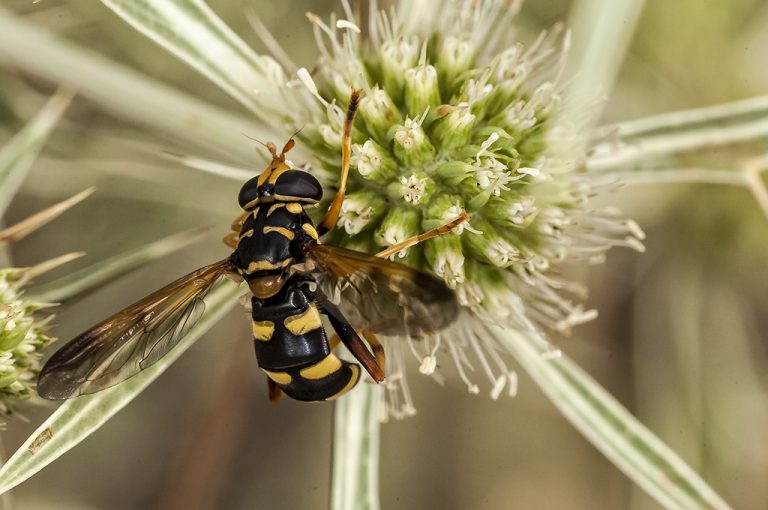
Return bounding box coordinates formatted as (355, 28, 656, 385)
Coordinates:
(37, 90, 467, 403)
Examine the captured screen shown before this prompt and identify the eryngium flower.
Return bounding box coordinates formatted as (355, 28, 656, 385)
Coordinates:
(274, 0, 644, 419)
(0, 270, 53, 416)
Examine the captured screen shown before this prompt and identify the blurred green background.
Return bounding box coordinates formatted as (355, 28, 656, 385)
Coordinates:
(1, 0, 767, 509)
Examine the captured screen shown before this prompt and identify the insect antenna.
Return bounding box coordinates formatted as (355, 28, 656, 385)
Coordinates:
(280, 125, 305, 156)
(241, 132, 278, 158)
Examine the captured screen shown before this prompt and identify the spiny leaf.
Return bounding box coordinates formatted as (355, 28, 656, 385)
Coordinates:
(0, 188, 95, 244)
(0, 88, 74, 217)
(100, 0, 290, 123)
(28, 227, 212, 303)
(0, 7, 270, 162)
(0, 282, 242, 495)
(495, 327, 732, 510)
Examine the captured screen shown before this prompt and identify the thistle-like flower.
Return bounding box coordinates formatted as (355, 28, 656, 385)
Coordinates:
(0, 167, 91, 417)
(270, 0, 646, 419)
(0, 270, 54, 417)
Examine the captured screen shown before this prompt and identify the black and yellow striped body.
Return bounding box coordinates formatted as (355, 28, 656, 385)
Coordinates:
(234, 158, 358, 402)
(234, 202, 311, 278)
(250, 284, 359, 401)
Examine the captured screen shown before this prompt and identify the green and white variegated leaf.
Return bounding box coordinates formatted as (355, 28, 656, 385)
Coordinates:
(604, 94, 768, 140)
(588, 96, 768, 172)
(0, 88, 73, 217)
(495, 327, 733, 510)
(556, 0, 646, 164)
(0, 282, 243, 496)
(331, 383, 382, 510)
(28, 227, 211, 303)
(0, 7, 270, 163)
(100, 0, 290, 125)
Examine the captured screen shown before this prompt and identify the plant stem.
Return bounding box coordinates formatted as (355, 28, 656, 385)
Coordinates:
(330, 383, 381, 510)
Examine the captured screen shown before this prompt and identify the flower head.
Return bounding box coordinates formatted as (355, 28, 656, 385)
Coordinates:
(273, 0, 646, 419)
(0, 270, 54, 416)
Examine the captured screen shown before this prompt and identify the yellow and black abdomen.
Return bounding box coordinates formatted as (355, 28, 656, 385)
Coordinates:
(251, 285, 359, 401)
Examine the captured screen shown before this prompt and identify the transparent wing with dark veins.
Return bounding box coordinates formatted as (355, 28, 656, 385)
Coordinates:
(37, 259, 234, 400)
(306, 244, 458, 337)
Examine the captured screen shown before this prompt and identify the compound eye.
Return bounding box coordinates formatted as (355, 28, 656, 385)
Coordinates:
(238, 175, 260, 209)
(273, 170, 322, 202)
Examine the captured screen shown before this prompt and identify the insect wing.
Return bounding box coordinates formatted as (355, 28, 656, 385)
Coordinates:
(37, 259, 233, 400)
(306, 244, 458, 337)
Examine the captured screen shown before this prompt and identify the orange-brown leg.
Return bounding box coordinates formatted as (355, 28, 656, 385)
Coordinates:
(376, 210, 470, 258)
(267, 378, 284, 403)
(230, 210, 249, 232)
(360, 329, 385, 374)
(317, 89, 361, 237)
(223, 232, 239, 249)
(328, 329, 385, 374)
(224, 211, 250, 249)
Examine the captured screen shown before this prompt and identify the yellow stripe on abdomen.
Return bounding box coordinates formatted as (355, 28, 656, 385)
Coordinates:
(252, 320, 275, 341)
(326, 365, 360, 400)
(284, 305, 322, 335)
(300, 354, 342, 380)
(263, 369, 292, 385)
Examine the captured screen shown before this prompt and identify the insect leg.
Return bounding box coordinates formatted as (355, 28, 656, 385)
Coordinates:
(316, 89, 361, 237)
(224, 210, 250, 248)
(361, 329, 386, 373)
(267, 378, 284, 403)
(314, 288, 385, 382)
(223, 232, 239, 249)
(329, 330, 384, 372)
(376, 210, 470, 258)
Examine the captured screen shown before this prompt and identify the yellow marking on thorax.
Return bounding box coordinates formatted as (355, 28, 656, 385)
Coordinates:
(326, 365, 360, 400)
(284, 305, 322, 335)
(246, 258, 293, 274)
(252, 320, 275, 341)
(267, 203, 286, 216)
(300, 354, 342, 380)
(286, 203, 303, 214)
(263, 226, 295, 240)
(302, 223, 319, 241)
(251, 206, 261, 219)
(273, 194, 319, 203)
(235, 229, 254, 248)
(231, 211, 249, 231)
(262, 369, 291, 385)
(268, 162, 291, 184)
(241, 199, 259, 211)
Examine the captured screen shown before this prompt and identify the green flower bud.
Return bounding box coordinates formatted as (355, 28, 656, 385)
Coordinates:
(379, 36, 419, 105)
(375, 206, 420, 259)
(463, 220, 523, 268)
(358, 87, 402, 145)
(387, 173, 435, 206)
(437, 36, 474, 94)
(422, 195, 466, 231)
(351, 139, 398, 183)
(424, 234, 465, 287)
(391, 115, 435, 167)
(338, 191, 388, 235)
(404, 64, 440, 118)
(430, 104, 476, 151)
